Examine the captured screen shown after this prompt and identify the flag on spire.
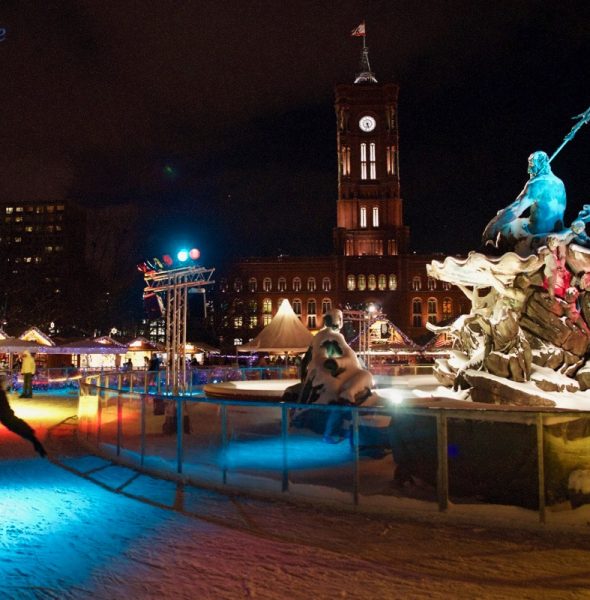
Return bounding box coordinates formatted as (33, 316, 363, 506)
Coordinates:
(351, 22, 366, 37)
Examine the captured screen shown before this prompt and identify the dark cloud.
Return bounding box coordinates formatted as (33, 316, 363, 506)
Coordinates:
(0, 1, 589, 258)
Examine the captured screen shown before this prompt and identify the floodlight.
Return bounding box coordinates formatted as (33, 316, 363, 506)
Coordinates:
(177, 250, 189, 262)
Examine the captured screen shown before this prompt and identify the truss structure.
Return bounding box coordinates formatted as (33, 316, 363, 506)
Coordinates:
(143, 265, 215, 394)
(342, 308, 384, 368)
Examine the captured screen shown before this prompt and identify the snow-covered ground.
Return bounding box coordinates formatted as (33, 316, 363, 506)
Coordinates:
(3, 393, 590, 599)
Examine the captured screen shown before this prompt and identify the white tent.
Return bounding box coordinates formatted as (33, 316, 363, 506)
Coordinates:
(238, 299, 313, 354)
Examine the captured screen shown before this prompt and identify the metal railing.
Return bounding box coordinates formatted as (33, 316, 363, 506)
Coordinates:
(76, 370, 590, 525)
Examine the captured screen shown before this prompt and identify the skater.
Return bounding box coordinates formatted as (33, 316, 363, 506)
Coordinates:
(19, 350, 36, 398)
(0, 375, 46, 457)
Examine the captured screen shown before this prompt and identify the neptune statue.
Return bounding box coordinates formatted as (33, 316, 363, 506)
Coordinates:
(482, 151, 566, 256)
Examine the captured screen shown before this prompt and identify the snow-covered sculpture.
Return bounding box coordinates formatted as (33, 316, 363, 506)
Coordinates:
(482, 151, 567, 256)
(298, 309, 373, 407)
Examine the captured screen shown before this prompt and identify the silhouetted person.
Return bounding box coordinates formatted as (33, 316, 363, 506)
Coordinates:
(19, 350, 36, 398)
(0, 375, 46, 457)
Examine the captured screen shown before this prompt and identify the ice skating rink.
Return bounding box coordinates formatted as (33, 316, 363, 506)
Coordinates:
(2, 393, 590, 600)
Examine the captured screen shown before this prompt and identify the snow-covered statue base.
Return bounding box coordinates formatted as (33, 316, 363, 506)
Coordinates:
(429, 146, 590, 407)
(286, 309, 387, 447)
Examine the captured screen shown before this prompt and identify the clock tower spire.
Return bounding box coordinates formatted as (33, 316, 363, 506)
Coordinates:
(333, 51, 409, 257)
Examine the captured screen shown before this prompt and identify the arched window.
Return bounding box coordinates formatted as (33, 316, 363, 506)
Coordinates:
(360, 143, 367, 180)
(307, 298, 316, 315)
(233, 278, 242, 292)
(248, 300, 257, 313)
(443, 281, 452, 290)
(388, 274, 397, 291)
(427, 298, 438, 324)
(347, 274, 356, 291)
(233, 316, 243, 329)
(367, 274, 377, 291)
(263, 314, 272, 326)
(412, 276, 422, 291)
(372, 206, 379, 227)
(369, 143, 376, 179)
(321, 298, 332, 315)
(293, 277, 301, 292)
(307, 277, 316, 292)
(292, 299, 302, 315)
(262, 298, 272, 314)
(427, 277, 436, 291)
(248, 277, 257, 292)
(278, 277, 286, 292)
(248, 316, 258, 329)
(357, 274, 366, 291)
(412, 298, 422, 327)
(263, 277, 272, 292)
(360, 206, 367, 228)
(442, 297, 453, 319)
(378, 274, 387, 291)
(322, 277, 331, 291)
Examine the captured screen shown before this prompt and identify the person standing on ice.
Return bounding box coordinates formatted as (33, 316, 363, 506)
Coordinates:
(19, 350, 36, 398)
(0, 374, 46, 457)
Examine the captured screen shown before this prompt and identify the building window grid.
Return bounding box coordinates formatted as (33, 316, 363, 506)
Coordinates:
(263, 277, 272, 292)
(293, 277, 301, 292)
(322, 277, 331, 291)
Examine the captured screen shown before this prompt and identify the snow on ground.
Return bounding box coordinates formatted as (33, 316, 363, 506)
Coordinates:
(3, 393, 590, 599)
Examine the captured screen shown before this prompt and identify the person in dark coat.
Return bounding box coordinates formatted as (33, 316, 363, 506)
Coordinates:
(0, 375, 47, 457)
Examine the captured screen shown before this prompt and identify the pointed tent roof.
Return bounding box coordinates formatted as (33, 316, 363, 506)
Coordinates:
(238, 299, 313, 353)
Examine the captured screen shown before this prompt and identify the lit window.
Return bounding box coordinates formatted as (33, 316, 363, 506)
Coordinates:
(248, 316, 258, 329)
(307, 277, 316, 292)
(263, 315, 272, 326)
(387, 146, 396, 175)
(14, 237, 22, 243)
(25, 226, 33, 232)
(388, 274, 397, 290)
(360, 206, 367, 228)
(372, 206, 379, 227)
(360, 143, 367, 180)
(322, 277, 331, 291)
(262, 298, 272, 313)
(307, 299, 316, 315)
(368, 274, 376, 291)
(46, 205, 55, 213)
(248, 277, 257, 292)
(15, 206, 23, 212)
(293, 277, 301, 292)
(427, 277, 436, 291)
(378, 274, 386, 291)
(347, 274, 356, 291)
(388, 239, 397, 255)
(427, 298, 438, 324)
(248, 300, 257, 312)
(292, 299, 302, 315)
(5, 207, 13, 214)
(24, 257, 32, 263)
(369, 143, 376, 179)
(412, 276, 422, 291)
(443, 281, 452, 290)
(15, 216, 23, 223)
(263, 277, 272, 292)
(357, 274, 366, 291)
(442, 297, 453, 319)
(321, 298, 332, 314)
(412, 298, 422, 327)
(233, 316, 243, 329)
(234, 338, 242, 346)
(341, 146, 351, 176)
(278, 277, 287, 292)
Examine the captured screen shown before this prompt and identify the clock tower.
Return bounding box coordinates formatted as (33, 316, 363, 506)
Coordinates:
(333, 48, 409, 257)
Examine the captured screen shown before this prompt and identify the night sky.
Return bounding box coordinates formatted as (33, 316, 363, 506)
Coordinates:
(1, 1, 589, 265)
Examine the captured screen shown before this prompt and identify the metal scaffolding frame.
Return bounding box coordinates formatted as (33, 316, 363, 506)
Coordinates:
(143, 265, 215, 394)
(342, 307, 384, 368)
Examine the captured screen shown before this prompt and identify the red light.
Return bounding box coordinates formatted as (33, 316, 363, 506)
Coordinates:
(162, 254, 173, 266)
(189, 248, 200, 260)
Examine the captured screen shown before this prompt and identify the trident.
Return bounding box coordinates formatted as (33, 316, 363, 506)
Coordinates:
(549, 105, 590, 163)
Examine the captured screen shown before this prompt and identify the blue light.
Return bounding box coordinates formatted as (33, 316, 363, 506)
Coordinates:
(177, 250, 189, 262)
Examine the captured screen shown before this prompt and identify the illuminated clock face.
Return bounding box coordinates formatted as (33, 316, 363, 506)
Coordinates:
(359, 115, 376, 132)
